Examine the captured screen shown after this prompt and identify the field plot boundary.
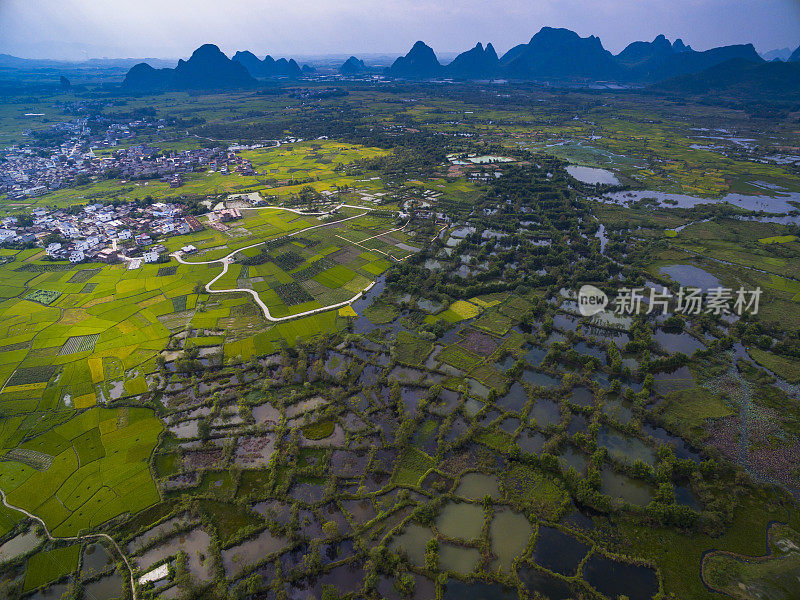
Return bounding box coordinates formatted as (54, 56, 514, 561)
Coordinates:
(173, 204, 403, 322)
(0, 489, 138, 600)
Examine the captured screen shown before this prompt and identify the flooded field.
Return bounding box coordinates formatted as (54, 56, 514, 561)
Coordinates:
(600, 466, 655, 505)
(529, 398, 561, 427)
(598, 427, 657, 465)
(135, 528, 212, 581)
(221, 529, 288, 577)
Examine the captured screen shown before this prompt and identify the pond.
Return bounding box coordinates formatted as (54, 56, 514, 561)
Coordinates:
(499, 417, 521, 434)
(465, 378, 491, 400)
(439, 544, 482, 574)
(602, 397, 634, 425)
(82, 573, 125, 600)
(342, 499, 377, 524)
(523, 370, 561, 388)
(135, 529, 212, 581)
(532, 526, 590, 576)
(529, 398, 561, 427)
(558, 446, 588, 474)
(495, 354, 516, 372)
(654, 329, 705, 355)
(592, 371, 611, 388)
(583, 554, 659, 600)
(455, 473, 501, 500)
(497, 382, 529, 412)
(600, 467, 655, 506)
(289, 481, 326, 503)
(128, 515, 189, 553)
(0, 529, 41, 562)
(27, 583, 70, 600)
(429, 388, 460, 416)
(518, 566, 576, 600)
(169, 419, 199, 438)
(525, 345, 548, 366)
(567, 413, 589, 434)
(443, 580, 517, 600)
(653, 366, 695, 395)
(590, 310, 634, 330)
(436, 502, 485, 541)
(553, 313, 579, 331)
(642, 423, 702, 462)
(569, 386, 594, 407)
(567, 165, 620, 185)
(81, 543, 114, 578)
(603, 189, 800, 214)
(307, 561, 364, 596)
(598, 427, 657, 465)
(583, 324, 630, 348)
(331, 450, 372, 478)
(491, 509, 532, 572)
(390, 524, 431, 567)
(659, 264, 721, 290)
(574, 342, 606, 362)
(222, 529, 288, 577)
(445, 416, 469, 442)
(517, 429, 547, 454)
(478, 409, 500, 426)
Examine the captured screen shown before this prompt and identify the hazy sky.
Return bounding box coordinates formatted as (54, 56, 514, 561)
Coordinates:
(1, 0, 798, 60)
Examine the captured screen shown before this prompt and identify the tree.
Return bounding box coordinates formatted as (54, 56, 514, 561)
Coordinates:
(425, 538, 439, 572)
(322, 520, 339, 539)
(198, 420, 210, 441)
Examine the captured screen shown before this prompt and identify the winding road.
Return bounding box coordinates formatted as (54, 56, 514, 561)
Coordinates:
(172, 204, 401, 322)
(0, 489, 138, 600)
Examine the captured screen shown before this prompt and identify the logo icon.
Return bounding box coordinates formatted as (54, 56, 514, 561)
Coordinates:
(577, 285, 608, 317)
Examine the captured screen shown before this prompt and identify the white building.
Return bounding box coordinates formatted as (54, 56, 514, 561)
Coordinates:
(69, 250, 85, 263)
(142, 251, 160, 263)
(46, 243, 62, 256)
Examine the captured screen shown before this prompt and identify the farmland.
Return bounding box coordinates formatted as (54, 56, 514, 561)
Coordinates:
(0, 76, 799, 600)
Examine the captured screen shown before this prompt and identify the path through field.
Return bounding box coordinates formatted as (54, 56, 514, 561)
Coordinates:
(172, 204, 399, 322)
(0, 489, 138, 600)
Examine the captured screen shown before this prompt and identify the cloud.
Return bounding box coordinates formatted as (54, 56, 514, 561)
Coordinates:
(0, 0, 797, 59)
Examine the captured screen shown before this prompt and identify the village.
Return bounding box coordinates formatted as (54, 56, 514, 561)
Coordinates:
(0, 141, 257, 200)
(0, 101, 262, 200)
(0, 200, 209, 265)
